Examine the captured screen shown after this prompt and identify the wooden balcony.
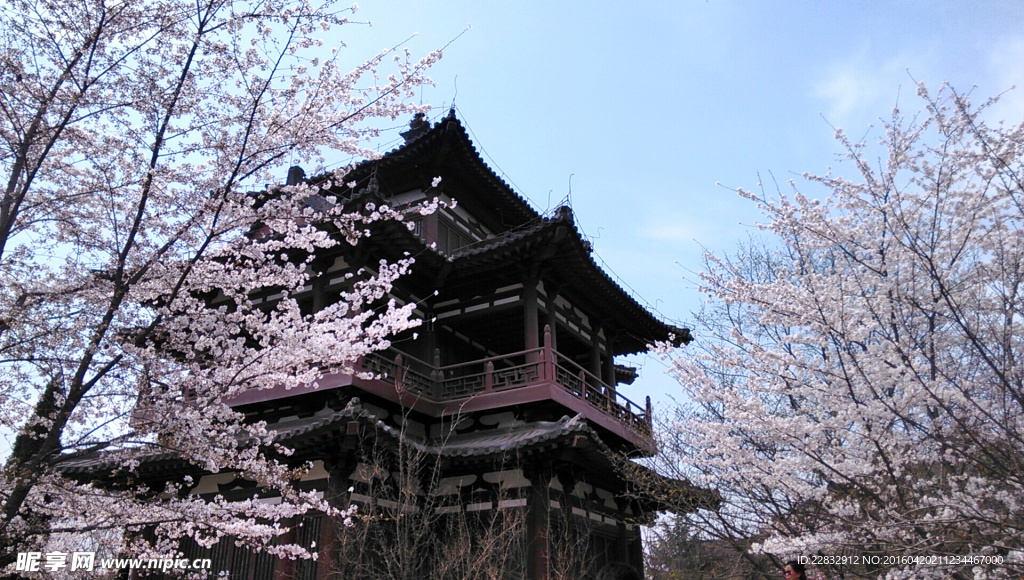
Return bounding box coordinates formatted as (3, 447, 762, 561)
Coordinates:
(356, 328, 654, 450)
(225, 326, 655, 451)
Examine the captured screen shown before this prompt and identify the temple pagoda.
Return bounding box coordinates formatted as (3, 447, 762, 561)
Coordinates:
(76, 111, 699, 579)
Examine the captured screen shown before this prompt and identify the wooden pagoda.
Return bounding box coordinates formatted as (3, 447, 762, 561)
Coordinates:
(71, 110, 699, 579)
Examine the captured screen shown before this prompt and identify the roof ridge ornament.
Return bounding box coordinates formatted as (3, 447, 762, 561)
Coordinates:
(400, 112, 431, 143)
(286, 165, 305, 185)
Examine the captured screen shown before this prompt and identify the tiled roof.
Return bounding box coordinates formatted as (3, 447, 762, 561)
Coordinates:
(60, 399, 607, 474)
(284, 112, 691, 350)
(60, 399, 714, 512)
(445, 210, 691, 352)
(326, 109, 539, 231)
(281, 399, 613, 458)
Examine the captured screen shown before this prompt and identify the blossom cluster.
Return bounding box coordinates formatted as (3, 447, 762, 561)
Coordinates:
(659, 84, 1024, 579)
(0, 0, 439, 567)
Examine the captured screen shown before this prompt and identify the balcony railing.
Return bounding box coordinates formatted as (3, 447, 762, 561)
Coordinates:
(356, 327, 653, 441)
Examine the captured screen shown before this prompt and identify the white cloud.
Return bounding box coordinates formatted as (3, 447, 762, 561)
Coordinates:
(812, 45, 924, 128)
(814, 32, 1024, 131)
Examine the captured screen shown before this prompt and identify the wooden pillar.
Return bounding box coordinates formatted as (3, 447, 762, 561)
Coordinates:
(312, 275, 327, 313)
(524, 279, 540, 361)
(604, 333, 617, 388)
(320, 458, 358, 580)
(616, 520, 629, 564)
(629, 525, 645, 576)
(542, 325, 556, 382)
(589, 325, 602, 382)
(544, 286, 561, 354)
(422, 211, 439, 247)
(545, 298, 558, 353)
(524, 465, 551, 580)
(424, 312, 437, 363)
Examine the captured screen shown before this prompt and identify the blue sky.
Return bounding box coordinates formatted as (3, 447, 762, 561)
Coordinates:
(337, 1, 1024, 409)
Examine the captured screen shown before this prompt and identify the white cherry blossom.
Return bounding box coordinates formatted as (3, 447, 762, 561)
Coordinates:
(658, 84, 1024, 580)
(0, 0, 438, 565)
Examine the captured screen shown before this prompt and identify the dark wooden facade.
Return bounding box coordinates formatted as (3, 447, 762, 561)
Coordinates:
(98, 111, 695, 579)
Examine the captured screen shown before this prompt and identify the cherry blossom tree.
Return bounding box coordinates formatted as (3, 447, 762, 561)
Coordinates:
(0, 0, 440, 564)
(659, 85, 1024, 580)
